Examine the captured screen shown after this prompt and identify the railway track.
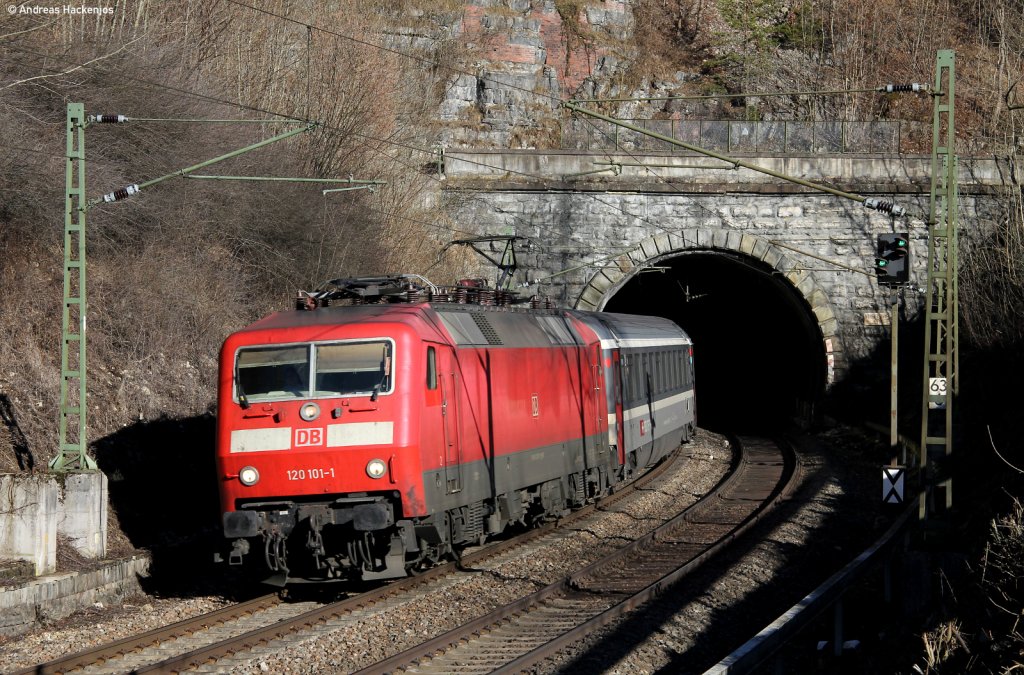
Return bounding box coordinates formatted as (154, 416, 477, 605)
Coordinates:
(355, 435, 797, 675)
(18, 445, 692, 675)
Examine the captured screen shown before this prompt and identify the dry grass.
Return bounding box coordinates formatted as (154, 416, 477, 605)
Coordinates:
(911, 500, 1024, 673)
(919, 620, 971, 672)
(0, 3, 480, 475)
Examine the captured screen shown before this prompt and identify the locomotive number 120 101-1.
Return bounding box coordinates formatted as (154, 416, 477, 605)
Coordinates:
(287, 467, 336, 481)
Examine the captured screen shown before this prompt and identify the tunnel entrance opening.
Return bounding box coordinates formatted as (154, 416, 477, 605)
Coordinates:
(601, 251, 826, 433)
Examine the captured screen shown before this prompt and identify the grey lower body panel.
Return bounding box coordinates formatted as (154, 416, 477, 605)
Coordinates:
(420, 387, 695, 515)
(420, 432, 611, 515)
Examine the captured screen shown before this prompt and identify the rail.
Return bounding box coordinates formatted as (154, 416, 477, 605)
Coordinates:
(355, 435, 798, 674)
(18, 449, 682, 674)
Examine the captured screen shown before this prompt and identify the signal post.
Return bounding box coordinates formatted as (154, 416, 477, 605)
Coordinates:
(875, 234, 910, 506)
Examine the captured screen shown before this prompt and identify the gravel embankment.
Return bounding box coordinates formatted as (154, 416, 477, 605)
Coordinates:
(2, 427, 872, 675)
(543, 429, 886, 674)
(0, 595, 233, 671)
(200, 430, 731, 674)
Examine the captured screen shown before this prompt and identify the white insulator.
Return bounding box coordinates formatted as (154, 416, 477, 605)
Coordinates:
(102, 184, 140, 202)
(864, 198, 907, 218)
(90, 114, 129, 123)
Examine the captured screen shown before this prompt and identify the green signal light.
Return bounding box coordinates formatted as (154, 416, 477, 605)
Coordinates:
(875, 232, 910, 286)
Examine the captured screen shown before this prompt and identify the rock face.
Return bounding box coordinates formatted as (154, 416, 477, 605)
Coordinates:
(440, 0, 633, 148)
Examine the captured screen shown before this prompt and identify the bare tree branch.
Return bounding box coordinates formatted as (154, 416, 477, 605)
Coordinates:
(1007, 76, 1024, 111)
(0, 37, 141, 92)
(0, 18, 57, 41)
(989, 425, 1024, 473)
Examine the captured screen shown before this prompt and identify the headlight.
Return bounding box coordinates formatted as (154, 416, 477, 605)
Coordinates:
(299, 401, 320, 421)
(239, 466, 260, 486)
(366, 459, 387, 479)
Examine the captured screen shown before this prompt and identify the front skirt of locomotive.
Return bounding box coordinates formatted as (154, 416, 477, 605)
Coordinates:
(220, 494, 440, 584)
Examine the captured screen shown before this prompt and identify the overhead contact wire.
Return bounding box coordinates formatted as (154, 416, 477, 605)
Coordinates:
(1, 38, 705, 271)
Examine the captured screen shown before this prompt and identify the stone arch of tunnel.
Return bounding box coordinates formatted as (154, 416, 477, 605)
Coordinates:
(574, 231, 838, 432)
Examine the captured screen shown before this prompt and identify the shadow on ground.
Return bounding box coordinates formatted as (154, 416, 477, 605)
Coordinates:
(554, 430, 899, 675)
(92, 415, 253, 599)
(0, 394, 34, 471)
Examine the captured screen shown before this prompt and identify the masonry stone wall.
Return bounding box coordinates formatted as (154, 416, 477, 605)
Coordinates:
(442, 167, 1004, 384)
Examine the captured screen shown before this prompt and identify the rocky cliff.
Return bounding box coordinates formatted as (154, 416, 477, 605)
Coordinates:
(437, 0, 634, 148)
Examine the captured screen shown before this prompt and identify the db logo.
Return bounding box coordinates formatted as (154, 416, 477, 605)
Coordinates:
(295, 428, 324, 447)
(640, 419, 646, 436)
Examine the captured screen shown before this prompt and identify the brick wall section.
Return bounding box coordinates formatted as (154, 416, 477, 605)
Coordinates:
(462, 6, 541, 64)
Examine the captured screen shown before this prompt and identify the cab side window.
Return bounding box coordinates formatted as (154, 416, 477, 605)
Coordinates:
(426, 346, 437, 390)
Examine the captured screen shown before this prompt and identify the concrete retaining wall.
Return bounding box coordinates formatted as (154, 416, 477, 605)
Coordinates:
(59, 473, 108, 559)
(1, 471, 108, 575)
(0, 474, 57, 575)
(0, 554, 150, 637)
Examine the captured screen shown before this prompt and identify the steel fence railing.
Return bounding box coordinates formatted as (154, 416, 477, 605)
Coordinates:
(561, 118, 931, 155)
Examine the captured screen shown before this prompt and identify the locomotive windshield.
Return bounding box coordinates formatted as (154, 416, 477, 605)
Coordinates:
(235, 340, 393, 402)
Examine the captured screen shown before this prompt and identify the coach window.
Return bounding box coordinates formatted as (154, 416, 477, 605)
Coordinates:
(642, 352, 650, 394)
(661, 352, 667, 392)
(626, 356, 634, 399)
(655, 352, 662, 393)
(663, 352, 670, 392)
(624, 357, 635, 400)
(619, 356, 626, 397)
(664, 351, 670, 391)
(656, 353, 661, 392)
(652, 352, 659, 393)
(664, 352, 670, 392)
(627, 354, 636, 399)
(426, 346, 437, 389)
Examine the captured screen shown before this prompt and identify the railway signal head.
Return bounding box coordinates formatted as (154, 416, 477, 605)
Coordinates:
(875, 233, 910, 286)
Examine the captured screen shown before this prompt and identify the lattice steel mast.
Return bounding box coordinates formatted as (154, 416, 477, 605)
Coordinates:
(51, 103, 95, 471)
(920, 50, 958, 512)
(52, 105, 327, 472)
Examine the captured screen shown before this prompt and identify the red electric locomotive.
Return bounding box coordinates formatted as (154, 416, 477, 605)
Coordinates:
(215, 276, 695, 584)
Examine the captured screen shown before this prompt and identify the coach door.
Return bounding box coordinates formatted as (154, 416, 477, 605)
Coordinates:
(589, 343, 602, 440)
(612, 350, 626, 467)
(438, 347, 463, 494)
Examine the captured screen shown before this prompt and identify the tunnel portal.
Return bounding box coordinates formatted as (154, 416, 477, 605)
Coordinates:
(601, 251, 827, 432)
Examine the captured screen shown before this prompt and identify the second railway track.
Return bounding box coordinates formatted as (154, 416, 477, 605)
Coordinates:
(356, 435, 797, 675)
